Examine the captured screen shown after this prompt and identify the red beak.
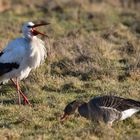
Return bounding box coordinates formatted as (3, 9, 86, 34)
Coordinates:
(32, 22, 50, 28)
(31, 22, 50, 37)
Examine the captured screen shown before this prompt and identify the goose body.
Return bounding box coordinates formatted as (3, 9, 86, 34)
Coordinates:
(61, 96, 140, 126)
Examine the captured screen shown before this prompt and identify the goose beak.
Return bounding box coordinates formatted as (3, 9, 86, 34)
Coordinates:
(31, 22, 50, 37)
(60, 113, 69, 122)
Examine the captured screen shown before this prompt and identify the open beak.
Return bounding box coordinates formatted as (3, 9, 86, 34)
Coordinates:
(31, 22, 50, 37)
(60, 113, 69, 122)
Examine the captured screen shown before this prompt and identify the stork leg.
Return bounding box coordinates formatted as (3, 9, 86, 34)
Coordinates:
(10, 79, 32, 106)
(15, 78, 21, 104)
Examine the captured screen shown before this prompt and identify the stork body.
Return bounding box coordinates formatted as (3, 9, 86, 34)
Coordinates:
(0, 22, 48, 105)
(0, 37, 46, 82)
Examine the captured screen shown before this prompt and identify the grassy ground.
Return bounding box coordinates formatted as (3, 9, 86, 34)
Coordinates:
(0, 0, 140, 139)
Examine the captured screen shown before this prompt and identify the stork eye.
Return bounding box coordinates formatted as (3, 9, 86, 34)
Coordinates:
(27, 25, 32, 28)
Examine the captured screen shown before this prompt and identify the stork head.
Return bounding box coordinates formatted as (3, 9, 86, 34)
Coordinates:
(22, 21, 49, 39)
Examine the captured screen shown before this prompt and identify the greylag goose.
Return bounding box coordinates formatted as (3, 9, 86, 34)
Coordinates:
(61, 95, 140, 126)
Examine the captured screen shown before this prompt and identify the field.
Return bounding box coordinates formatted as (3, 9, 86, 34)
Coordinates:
(0, 0, 140, 139)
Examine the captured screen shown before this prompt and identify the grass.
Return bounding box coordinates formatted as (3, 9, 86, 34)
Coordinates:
(0, 0, 140, 139)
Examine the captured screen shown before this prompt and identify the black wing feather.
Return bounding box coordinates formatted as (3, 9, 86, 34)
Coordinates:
(0, 52, 3, 57)
(0, 63, 19, 76)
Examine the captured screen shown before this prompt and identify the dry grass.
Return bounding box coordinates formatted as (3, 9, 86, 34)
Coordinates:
(0, 0, 140, 139)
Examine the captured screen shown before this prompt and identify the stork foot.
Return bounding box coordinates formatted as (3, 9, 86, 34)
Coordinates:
(21, 92, 32, 107)
(23, 97, 32, 106)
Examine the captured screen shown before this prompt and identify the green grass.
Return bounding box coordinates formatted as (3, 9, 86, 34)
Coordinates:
(0, 0, 140, 139)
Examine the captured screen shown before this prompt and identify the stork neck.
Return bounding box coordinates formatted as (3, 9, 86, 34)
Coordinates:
(24, 36, 37, 41)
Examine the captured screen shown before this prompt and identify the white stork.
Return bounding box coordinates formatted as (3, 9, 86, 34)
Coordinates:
(0, 21, 49, 106)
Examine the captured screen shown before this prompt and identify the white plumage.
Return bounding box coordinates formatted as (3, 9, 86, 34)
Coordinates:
(0, 21, 49, 105)
(120, 108, 139, 120)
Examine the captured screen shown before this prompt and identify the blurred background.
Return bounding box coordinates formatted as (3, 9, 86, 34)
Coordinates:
(0, 0, 140, 139)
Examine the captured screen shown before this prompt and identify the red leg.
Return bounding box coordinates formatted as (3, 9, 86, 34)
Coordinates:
(11, 79, 32, 106)
(15, 78, 21, 104)
(19, 90, 32, 106)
